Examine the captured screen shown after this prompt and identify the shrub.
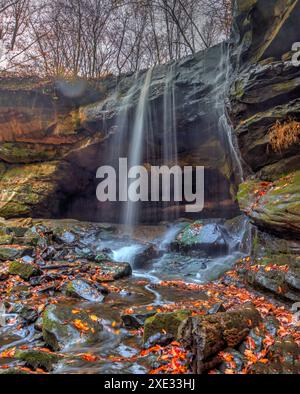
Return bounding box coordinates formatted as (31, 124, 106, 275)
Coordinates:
(268, 117, 300, 152)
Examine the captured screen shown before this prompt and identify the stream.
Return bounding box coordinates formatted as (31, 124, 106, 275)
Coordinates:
(0, 219, 250, 374)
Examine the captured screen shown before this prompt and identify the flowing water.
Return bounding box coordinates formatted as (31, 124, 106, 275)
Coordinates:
(123, 69, 153, 229)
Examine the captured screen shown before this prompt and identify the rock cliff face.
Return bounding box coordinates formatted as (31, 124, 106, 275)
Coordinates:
(229, 0, 300, 249)
(0, 47, 240, 222)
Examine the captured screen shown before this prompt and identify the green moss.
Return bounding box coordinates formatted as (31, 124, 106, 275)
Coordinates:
(175, 221, 204, 247)
(15, 349, 61, 371)
(257, 254, 298, 267)
(0, 245, 33, 261)
(0, 142, 68, 164)
(143, 310, 191, 343)
(9, 261, 41, 280)
(238, 171, 300, 237)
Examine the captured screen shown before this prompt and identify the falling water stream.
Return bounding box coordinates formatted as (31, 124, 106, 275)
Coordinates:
(123, 69, 153, 230)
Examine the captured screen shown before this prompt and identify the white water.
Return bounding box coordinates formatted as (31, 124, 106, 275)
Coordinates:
(111, 244, 144, 264)
(162, 64, 180, 219)
(158, 223, 184, 251)
(216, 43, 244, 184)
(123, 69, 153, 229)
(163, 63, 178, 164)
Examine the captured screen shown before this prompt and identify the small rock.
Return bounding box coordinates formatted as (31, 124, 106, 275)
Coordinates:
(0, 245, 34, 261)
(143, 310, 190, 343)
(14, 349, 61, 372)
(9, 261, 42, 281)
(65, 279, 105, 302)
(144, 332, 174, 349)
(208, 303, 226, 314)
(133, 244, 161, 269)
(285, 267, 300, 291)
(55, 230, 76, 245)
(20, 305, 39, 323)
(94, 261, 132, 281)
(121, 307, 157, 329)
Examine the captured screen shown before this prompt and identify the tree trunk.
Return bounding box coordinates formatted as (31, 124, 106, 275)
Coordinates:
(178, 303, 262, 374)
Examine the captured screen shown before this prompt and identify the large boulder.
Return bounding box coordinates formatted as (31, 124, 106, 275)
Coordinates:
(171, 221, 229, 256)
(8, 261, 42, 281)
(143, 310, 191, 343)
(14, 349, 61, 372)
(238, 171, 300, 237)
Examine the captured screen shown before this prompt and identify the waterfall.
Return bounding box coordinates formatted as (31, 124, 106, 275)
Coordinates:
(123, 68, 153, 229)
(216, 43, 244, 184)
(162, 63, 179, 220)
(163, 63, 177, 165)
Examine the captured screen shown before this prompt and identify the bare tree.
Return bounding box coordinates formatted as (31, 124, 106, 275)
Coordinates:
(0, 0, 233, 76)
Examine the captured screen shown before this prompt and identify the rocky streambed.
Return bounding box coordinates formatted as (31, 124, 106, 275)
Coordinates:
(0, 217, 299, 374)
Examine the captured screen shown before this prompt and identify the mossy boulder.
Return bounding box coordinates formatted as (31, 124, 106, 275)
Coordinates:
(245, 268, 300, 302)
(9, 261, 42, 280)
(14, 349, 61, 372)
(121, 307, 157, 329)
(93, 261, 132, 281)
(238, 171, 300, 238)
(0, 245, 34, 261)
(143, 310, 191, 343)
(42, 304, 103, 351)
(171, 221, 228, 256)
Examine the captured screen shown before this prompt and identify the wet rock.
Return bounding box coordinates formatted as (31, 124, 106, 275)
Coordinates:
(54, 230, 76, 245)
(14, 349, 61, 372)
(133, 244, 161, 269)
(285, 267, 300, 291)
(94, 252, 111, 263)
(93, 261, 132, 281)
(246, 268, 300, 302)
(65, 279, 105, 302)
(0, 228, 14, 245)
(219, 348, 246, 374)
(74, 247, 96, 261)
(19, 305, 39, 323)
(20, 227, 47, 248)
(0, 245, 34, 261)
(0, 161, 81, 219)
(42, 304, 103, 351)
(249, 336, 300, 374)
(208, 303, 226, 315)
(144, 333, 174, 349)
(0, 368, 31, 375)
(143, 310, 190, 343)
(121, 307, 157, 329)
(9, 261, 42, 281)
(238, 172, 300, 238)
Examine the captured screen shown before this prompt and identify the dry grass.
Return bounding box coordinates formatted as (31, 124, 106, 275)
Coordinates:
(268, 117, 300, 152)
